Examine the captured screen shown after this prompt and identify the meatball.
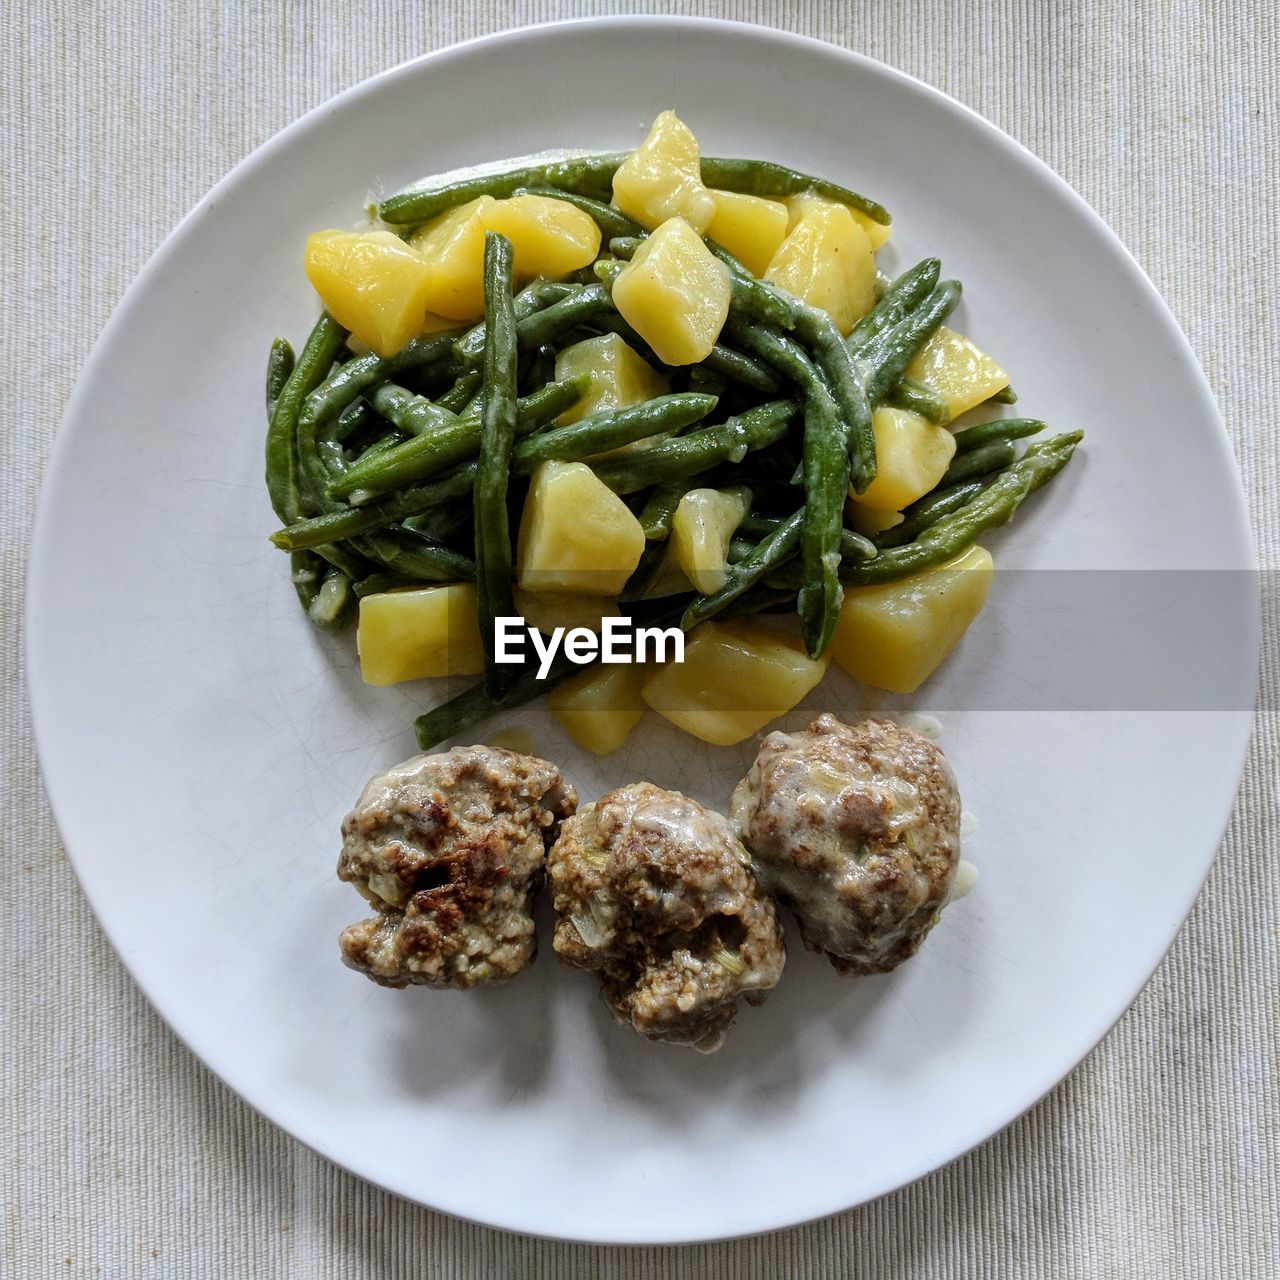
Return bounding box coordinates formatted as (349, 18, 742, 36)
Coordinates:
(731, 714, 960, 976)
(547, 782, 785, 1052)
(337, 745, 576, 989)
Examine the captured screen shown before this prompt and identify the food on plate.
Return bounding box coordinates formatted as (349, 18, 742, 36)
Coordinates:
(336, 745, 576, 988)
(731, 714, 961, 975)
(265, 109, 1082, 754)
(547, 782, 785, 1051)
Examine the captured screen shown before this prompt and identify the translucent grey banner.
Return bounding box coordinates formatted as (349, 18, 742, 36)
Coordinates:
(417, 570, 1262, 714)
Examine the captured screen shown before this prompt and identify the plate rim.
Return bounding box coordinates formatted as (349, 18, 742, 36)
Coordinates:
(24, 14, 1260, 1244)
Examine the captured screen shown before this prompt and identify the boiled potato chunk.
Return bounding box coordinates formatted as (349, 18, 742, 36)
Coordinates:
(847, 502, 904, 536)
(855, 406, 957, 513)
(478, 195, 601, 283)
(513, 588, 620, 634)
(553, 333, 669, 425)
(548, 662, 648, 755)
(305, 230, 439, 357)
(407, 195, 495, 321)
(642, 621, 828, 746)
(764, 203, 877, 335)
(357, 583, 483, 685)
(612, 217, 731, 365)
(830, 546, 994, 693)
(516, 461, 645, 595)
(706, 189, 789, 276)
(783, 190, 892, 251)
(670, 486, 751, 594)
(906, 327, 1010, 421)
(611, 109, 716, 233)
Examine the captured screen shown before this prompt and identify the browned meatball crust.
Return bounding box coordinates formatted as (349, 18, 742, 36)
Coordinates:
(337, 746, 576, 989)
(731, 714, 960, 976)
(547, 782, 785, 1052)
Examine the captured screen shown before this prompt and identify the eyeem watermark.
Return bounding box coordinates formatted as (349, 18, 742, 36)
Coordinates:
(494, 616, 684, 679)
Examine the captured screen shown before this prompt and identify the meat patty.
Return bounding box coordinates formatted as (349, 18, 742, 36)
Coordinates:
(337, 745, 576, 989)
(730, 714, 961, 976)
(547, 782, 785, 1052)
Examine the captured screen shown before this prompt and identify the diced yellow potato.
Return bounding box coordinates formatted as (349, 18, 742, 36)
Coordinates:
(553, 333, 669, 425)
(477, 195, 601, 283)
(846, 502, 904, 536)
(513, 588, 620, 634)
(706, 189, 789, 276)
(764, 203, 877, 335)
(783, 190, 892, 251)
(305, 230, 439, 358)
(407, 195, 495, 321)
(357, 584, 483, 685)
(516, 461, 646, 595)
(548, 662, 649, 755)
(906, 327, 1010, 421)
(642, 621, 828, 746)
(612, 218, 731, 365)
(670, 486, 751, 594)
(611, 109, 716, 233)
(855, 406, 957, 513)
(830, 546, 994, 693)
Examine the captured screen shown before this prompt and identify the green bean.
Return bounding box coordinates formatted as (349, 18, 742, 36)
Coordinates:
(436, 369, 483, 413)
(938, 439, 1017, 487)
(333, 396, 376, 444)
(847, 259, 941, 354)
(329, 375, 589, 499)
(591, 400, 797, 493)
(520, 343, 558, 394)
(884, 377, 949, 424)
(844, 431, 1083, 584)
(739, 513, 877, 561)
(271, 466, 477, 550)
(638, 482, 689, 540)
(987, 384, 1018, 405)
(511, 284, 612, 355)
(860, 281, 963, 407)
(352, 571, 422, 598)
(952, 417, 1045, 453)
(265, 313, 345, 525)
(701, 344, 783, 394)
(454, 280, 578, 362)
(699, 156, 890, 226)
(265, 338, 295, 418)
(307, 563, 355, 631)
(475, 232, 520, 695)
(358, 529, 476, 582)
(797, 375, 848, 657)
(682, 508, 806, 630)
(514, 185, 644, 239)
(511, 393, 719, 475)
(369, 383, 459, 437)
(414, 653, 580, 749)
(783, 303, 876, 492)
(296, 332, 462, 511)
(874, 480, 991, 549)
(380, 154, 627, 227)
(300, 329, 463, 434)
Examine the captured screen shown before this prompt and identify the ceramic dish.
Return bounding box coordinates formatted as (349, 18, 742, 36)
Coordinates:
(26, 18, 1256, 1243)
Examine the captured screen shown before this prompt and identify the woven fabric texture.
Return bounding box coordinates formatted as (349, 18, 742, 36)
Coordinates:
(4, 2, 1276, 1275)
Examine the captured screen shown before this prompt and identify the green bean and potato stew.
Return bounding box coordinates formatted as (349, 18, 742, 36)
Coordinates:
(265, 110, 1082, 755)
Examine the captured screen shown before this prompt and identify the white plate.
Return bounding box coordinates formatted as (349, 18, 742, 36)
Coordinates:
(27, 18, 1256, 1243)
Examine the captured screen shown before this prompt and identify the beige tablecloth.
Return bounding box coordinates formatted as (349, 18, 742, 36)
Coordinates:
(5, 2, 1276, 1274)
